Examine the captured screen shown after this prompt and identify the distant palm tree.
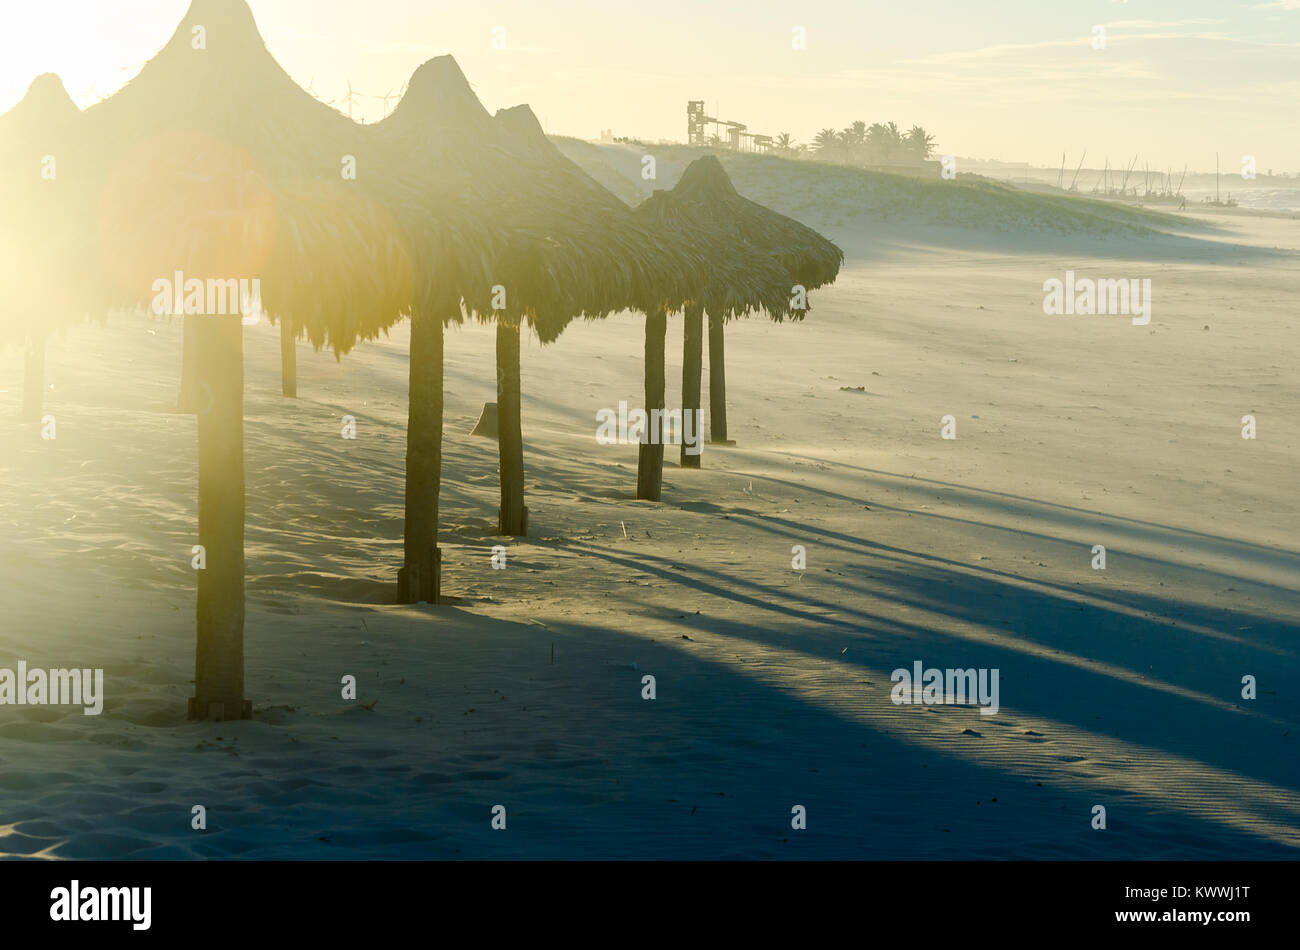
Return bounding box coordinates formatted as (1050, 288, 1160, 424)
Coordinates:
(813, 127, 841, 158)
(866, 122, 903, 163)
(839, 120, 866, 162)
(904, 125, 937, 160)
(864, 123, 887, 162)
(775, 132, 794, 153)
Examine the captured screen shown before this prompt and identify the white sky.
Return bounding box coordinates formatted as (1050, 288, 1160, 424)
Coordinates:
(1, 0, 1297, 173)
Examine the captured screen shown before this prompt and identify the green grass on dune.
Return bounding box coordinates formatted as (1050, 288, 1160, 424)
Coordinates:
(553, 138, 1198, 240)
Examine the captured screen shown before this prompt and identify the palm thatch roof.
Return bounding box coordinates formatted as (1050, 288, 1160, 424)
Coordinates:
(368, 56, 708, 341)
(0, 74, 95, 345)
(634, 155, 844, 321)
(0, 73, 78, 145)
(364, 57, 512, 324)
(76, 0, 416, 355)
(488, 102, 708, 336)
(633, 158, 799, 320)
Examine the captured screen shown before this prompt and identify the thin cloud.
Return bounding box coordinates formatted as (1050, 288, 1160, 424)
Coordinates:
(1106, 19, 1223, 28)
(908, 28, 1233, 67)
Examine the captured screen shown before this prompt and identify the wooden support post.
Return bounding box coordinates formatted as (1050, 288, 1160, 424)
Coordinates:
(399, 308, 444, 604)
(22, 333, 46, 424)
(496, 319, 528, 536)
(188, 314, 250, 722)
(280, 316, 297, 398)
(636, 308, 667, 501)
(680, 303, 704, 469)
(398, 546, 441, 607)
(707, 311, 732, 445)
(178, 316, 200, 412)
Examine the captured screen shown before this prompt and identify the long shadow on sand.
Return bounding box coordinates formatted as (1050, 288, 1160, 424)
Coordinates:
(468, 604, 1300, 859)
(558, 538, 1300, 801)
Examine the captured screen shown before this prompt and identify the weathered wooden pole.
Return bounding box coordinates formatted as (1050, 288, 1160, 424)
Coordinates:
(399, 307, 444, 603)
(22, 332, 46, 424)
(636, 308, 667, 501)
(679, 302, 703, 469)
(496, 318, 527, 535)
(178, 316, 200, 412)
(707, 311, 731, 444)
(280, 315, 297, 398)
(188, 314, 250, 722)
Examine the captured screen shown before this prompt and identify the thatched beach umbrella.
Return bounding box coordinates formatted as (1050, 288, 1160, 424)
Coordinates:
(631, 158, 802, 499)
(368, 58, 702, 597)
(0, 74, 92, 422)
(78, 0, 416, 719)
(651, 157, 842, 466)
(484, 102, 704, 533)
(364, 56, 514, 601)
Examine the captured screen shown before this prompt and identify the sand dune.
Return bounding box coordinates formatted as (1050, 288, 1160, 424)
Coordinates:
(554, 141, 1202, 237)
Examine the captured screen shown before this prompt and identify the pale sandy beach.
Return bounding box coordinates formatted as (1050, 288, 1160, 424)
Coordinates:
(2, 193, 1296, 859)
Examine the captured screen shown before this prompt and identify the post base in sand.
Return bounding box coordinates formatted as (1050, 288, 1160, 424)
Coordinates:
(498, 505, 528, 537)
(187, 697, 252, 722)
(398, 546, 442, 604)
(707, 439, 738, 447)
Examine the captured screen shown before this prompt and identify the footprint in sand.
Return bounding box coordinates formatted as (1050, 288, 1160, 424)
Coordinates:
(0, 829, 60, 856)
(0, 771, 56, 791)
(123, 781, 167, 794)
(1015, 730, 1048, 743)
(411, 772, 454, 785)
(350, 746, 399, 760)
(0, 722, 80, 743)
(58, 831, 155, 859)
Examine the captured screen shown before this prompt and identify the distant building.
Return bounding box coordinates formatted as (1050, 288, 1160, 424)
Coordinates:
(686, 100, 773, 153)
